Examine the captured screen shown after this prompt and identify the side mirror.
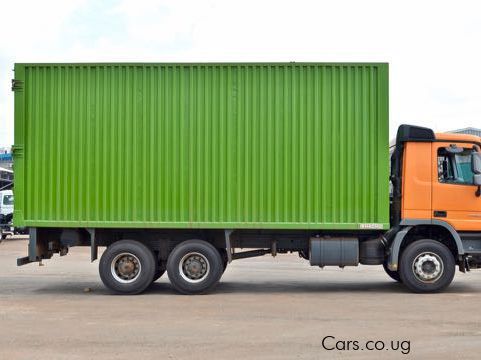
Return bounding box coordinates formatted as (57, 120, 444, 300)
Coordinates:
(474, 174, 481, 186)
(474, 169, 481, 198)
(472, 154, 481, 197)
(472, 153, 481, 174)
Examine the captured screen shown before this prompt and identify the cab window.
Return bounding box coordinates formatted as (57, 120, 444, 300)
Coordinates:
(437, 147, 475, 185)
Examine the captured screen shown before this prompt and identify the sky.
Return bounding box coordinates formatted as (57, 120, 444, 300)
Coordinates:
(1, 0, 480, 147)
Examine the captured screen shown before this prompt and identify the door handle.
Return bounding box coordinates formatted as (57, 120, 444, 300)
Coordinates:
(434, 210, 447, 217)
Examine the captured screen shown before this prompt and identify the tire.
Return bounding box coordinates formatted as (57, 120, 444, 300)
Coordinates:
(399, 239, 455, 293)
(1, 234, 6, 240)
(218, 248, 228, 274)
(99, 240, 156, 295)
(382, 262, 401, 282)
(167, 240, 223, 295)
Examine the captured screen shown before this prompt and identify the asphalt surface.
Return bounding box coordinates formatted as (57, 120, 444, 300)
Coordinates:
(1, 236, 481, 359)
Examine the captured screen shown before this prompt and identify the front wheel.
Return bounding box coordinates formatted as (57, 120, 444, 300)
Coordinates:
(399, 239, 455, 293)
(167, 240, 223, 295)
(99, 240, 156, 295)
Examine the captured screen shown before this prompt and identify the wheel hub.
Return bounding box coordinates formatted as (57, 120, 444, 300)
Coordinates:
(118, 259, 135, 276)
(111, 253, 142, 283)
(179, 252, 210, 283)
(413, 252, 443, 282)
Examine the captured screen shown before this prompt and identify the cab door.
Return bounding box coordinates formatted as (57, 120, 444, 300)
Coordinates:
(431, 142, 481, 231)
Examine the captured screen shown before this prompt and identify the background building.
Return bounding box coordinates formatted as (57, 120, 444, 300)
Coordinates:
(0, 147, 13, 190)
(449, 127, 481, 137)
(0, 147, 12, 170)
(0, 167, 13, 190)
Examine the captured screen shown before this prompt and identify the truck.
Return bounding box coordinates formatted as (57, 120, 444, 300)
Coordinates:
(11, 62, 481, 294)
(0, 189, 14, 239)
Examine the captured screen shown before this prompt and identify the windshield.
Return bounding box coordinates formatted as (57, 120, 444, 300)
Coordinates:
(3, 194, 13, 206)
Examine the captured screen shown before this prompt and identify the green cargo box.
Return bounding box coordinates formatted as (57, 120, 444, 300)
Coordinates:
(13, 63, 389, 230)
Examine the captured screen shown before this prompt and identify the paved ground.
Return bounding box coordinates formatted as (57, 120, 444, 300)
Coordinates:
(1, 236, 481, 359)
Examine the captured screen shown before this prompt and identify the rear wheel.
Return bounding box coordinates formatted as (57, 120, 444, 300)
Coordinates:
(382, 262, 401, 282)
(99, 240, 156, 295)
(167, 240, 223, 295)
(399, 239, 455, 293)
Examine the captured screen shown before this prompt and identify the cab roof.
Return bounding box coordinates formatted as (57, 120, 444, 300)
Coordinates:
(435, 132, 481, 144)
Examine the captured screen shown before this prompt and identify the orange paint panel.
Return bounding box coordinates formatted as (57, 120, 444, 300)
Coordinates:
(403, 209, 432, 219)
(401, 142, 432, 220)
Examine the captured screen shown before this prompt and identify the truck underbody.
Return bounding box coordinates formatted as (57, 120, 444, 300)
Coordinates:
(16, 221, 481, 295)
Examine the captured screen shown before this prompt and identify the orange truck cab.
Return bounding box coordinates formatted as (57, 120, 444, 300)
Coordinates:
(386, 125, 481, 291)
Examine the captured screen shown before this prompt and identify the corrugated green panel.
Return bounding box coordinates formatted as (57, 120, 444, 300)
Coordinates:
(13, 63, 389, 230)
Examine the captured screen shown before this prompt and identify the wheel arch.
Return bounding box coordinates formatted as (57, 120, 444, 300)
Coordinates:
(387, 219, 464, 271)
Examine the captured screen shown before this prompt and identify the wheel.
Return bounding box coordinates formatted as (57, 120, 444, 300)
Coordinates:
(1, 234, 6, 240)
(99, 240, 156, 295)
(399, 239, 455, 293)
(382, 262, 401, 282)
(167, 240, 223, 295)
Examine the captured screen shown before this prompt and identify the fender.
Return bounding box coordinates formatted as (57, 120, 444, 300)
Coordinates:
(387, 219, 464, 271)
